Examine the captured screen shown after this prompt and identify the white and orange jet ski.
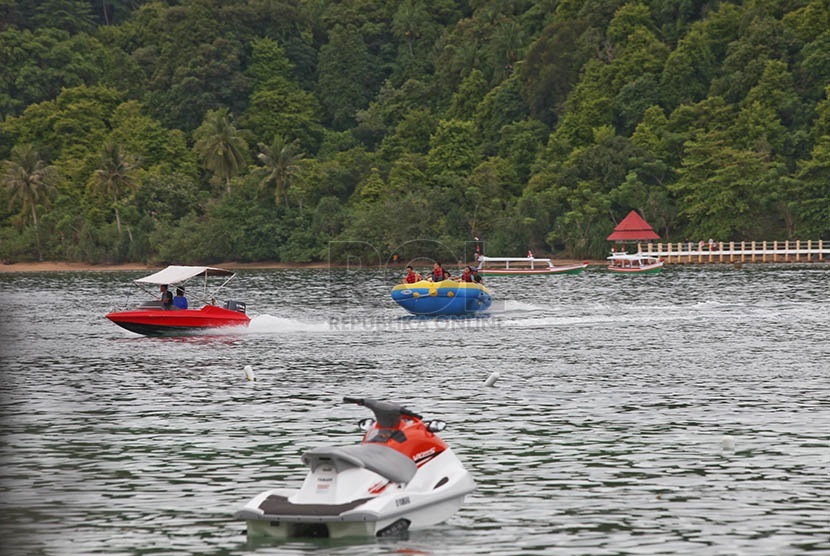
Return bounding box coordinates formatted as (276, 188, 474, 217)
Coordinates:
(235, 397, 476, 539)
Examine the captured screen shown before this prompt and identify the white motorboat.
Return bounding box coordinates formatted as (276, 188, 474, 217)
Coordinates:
(607, 252, 664, 274)
(476, 255, 587, 275)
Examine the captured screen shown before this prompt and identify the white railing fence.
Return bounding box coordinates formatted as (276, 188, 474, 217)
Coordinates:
(635, 240, 829, 263)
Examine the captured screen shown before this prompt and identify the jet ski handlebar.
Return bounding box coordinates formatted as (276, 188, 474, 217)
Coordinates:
(343, 397, 423, 422)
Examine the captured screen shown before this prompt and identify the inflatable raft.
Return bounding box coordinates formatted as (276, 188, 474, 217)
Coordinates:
(391, 280, 492, 316)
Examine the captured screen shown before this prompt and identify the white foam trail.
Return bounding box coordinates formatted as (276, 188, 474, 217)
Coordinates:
(492, 300, 550, 313)
(248, 314, 331, 334)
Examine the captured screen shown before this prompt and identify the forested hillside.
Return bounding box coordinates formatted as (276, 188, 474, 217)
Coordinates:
(1, 0, 828, 264)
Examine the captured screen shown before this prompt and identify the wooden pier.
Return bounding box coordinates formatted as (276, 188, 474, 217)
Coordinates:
(635, 240, 829, 264)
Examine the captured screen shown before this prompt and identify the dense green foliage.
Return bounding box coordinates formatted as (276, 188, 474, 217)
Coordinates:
(1, 0, 828, 264)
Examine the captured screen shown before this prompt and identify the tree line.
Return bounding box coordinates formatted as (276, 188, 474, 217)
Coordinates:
(1, 0, 828, 265)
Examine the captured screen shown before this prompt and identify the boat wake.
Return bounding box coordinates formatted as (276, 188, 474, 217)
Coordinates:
(248, 314, 332, 334)
(141, 300, 724, 338)
(489, 299, 551, 314)
(492, 301, 708, 330)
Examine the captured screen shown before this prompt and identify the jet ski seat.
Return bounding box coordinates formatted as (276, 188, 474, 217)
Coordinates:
(302, 444, 417, 484)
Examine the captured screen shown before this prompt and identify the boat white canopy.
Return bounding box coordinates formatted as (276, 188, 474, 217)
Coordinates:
(477, 255, 553, 263)
(135, 265, 236, 285)
(476, 255, 556, 270)
(607, 253, 659, 261)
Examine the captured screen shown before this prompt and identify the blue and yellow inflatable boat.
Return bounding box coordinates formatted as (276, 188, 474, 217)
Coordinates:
(391, 280, 493, 316)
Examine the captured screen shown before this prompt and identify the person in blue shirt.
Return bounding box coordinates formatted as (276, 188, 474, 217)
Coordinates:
(173, 287, 188, 309)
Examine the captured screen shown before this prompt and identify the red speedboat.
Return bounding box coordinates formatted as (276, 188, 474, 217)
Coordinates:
(106, 265, 250, 336)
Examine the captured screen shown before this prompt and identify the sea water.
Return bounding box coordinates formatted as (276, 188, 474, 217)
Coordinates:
(0, 265, 828, 555)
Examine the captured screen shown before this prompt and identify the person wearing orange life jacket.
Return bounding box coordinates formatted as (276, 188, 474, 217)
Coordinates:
(428, 261, 451, 282)
(459, 266, 474, 282)
(402, 265, 422, 284)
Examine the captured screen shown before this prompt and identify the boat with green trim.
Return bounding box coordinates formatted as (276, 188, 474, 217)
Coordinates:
(607, 252, 664, 274)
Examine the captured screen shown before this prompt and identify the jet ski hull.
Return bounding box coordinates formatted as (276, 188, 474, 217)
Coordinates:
(242, 489, 471, 539)
(237, 448, 476, 539)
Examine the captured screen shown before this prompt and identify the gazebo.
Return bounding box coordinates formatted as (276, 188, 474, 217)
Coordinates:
(607, 210, 660, 252)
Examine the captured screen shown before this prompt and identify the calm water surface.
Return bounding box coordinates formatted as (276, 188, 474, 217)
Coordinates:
(0, 265, 828, 555)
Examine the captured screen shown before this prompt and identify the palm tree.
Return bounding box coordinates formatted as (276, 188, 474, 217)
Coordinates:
(193, 108, 248, 194)
(256, 135, 305, 206)
(491, 20, 526, 77)
(1, 144, 58, 260)
(392, 0, 430, 57)
(88, 141, 140, 237)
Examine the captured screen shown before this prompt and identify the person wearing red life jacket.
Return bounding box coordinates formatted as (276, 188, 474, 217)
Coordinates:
(428, 262, 451, 282)
(459, 266, 474, 282)
(402, 265, 422, 283)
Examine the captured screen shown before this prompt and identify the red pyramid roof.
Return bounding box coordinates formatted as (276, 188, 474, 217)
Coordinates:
(607, 210, 660, 241)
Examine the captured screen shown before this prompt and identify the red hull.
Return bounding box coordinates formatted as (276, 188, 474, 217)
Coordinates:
(106, 305, 250, 336)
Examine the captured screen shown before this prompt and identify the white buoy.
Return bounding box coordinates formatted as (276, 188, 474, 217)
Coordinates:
(720, 435, 735, 452)
(243, 365, 256, 382)
(484, 371, 500, 387)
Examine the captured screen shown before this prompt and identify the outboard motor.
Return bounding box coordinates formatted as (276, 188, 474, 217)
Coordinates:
(224, 300, 247, 314)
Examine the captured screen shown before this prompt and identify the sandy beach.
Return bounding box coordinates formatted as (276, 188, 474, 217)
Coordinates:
(0, 259, 602, 273)
(0, 261, 332, 273)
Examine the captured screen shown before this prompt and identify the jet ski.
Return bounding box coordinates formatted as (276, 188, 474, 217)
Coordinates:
(235, 397, 476, 539)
